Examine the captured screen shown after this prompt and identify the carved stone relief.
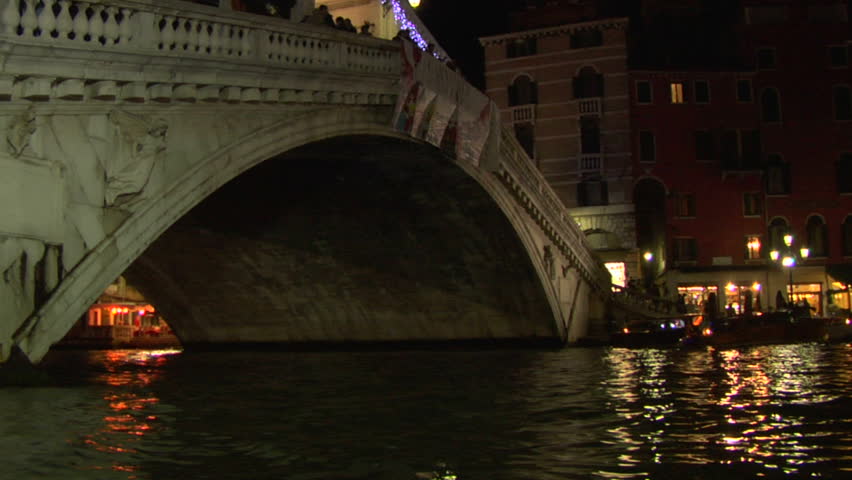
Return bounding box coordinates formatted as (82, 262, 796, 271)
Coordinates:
(104, 110, 168, 206)
(6, 107, 36, 158)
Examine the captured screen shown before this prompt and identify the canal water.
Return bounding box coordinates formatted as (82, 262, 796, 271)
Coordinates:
(3, 343, 852, 479)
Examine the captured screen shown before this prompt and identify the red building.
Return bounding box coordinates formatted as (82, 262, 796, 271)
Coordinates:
(483, 0, 852, 315)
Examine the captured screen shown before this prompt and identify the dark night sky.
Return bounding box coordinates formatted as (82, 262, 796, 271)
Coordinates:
(415, 0, 513, 89)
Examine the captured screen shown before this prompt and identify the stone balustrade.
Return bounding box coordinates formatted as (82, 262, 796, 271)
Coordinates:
(1, 0, 398, 75)
(498, 128, 611, 290)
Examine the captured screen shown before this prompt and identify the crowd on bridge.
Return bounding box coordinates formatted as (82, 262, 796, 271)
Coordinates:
(186, 1, 376, 36)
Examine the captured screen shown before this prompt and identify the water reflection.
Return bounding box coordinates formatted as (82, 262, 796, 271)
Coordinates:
(77, 349, 181, 478)
(602, 344, 852, 477)
(6, 344, 852, 479)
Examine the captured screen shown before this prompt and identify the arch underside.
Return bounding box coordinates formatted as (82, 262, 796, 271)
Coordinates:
(124, 135, 558, 348)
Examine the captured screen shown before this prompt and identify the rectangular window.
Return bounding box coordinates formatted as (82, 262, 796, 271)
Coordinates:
(736, 79, 753, 102)
(835, 86, 852, 121)
(674, 193, 696, 218)
(639, 131, 655, 163)
(693, 80, 710, 103)
(741, 130, 762, 168)
(757, 48, 776, 70)
(745, 236, 762, 260)
(636, 80, 652, 103)
(694, 131, 714, 161)
(674, 237, 698, 262)
(839, 153, 852, 193)
(829, 46, 849, 67)
(506, 37, 537, 58)
(670, 82, 685, 103)
(766, 154, 791, 195)
(743, 192, 763, 217)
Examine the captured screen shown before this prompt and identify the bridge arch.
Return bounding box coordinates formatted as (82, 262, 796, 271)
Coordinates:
(15, 106, 560, 361)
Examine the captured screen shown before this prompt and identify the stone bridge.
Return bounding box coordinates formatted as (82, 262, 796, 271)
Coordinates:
(0, 0, 616, 364)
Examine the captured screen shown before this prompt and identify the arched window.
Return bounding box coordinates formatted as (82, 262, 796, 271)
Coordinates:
(834, 85, 852, 121)
(806, 215, 829, 257)
(843, 216, 852, 256)
(761, 87, 782, 122)
(508, 74, 538, 106)
(573, 66, 604, 99)
(768, 217, 789, 253)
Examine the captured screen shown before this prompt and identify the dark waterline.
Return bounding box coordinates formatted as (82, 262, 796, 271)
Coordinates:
(3, 344, 852, 479)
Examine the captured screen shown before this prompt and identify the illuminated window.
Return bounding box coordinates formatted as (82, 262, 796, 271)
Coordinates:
(670, 82, 685, 103)
(745, 235, 762, 260)
(605, 262, 626, 288)
(743, 192, 763, 217)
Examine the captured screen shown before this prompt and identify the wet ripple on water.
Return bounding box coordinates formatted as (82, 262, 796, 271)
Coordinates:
(2, 344, 852, 479)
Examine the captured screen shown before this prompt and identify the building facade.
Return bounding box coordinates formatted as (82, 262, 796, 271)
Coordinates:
(481, 0, 852, 316)
(480, 15, 638, 289)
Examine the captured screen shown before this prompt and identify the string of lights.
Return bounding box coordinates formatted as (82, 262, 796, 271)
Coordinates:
(382, 0, 444, 59)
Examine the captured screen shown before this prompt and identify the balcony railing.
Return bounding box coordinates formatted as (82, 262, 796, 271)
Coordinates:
(510, 104, 536, 124)
(578, 97, 602, 115)
(579, 154, 603, 172)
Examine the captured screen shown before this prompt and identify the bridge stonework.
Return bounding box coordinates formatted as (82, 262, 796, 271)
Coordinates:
(1, 0, 614, 364)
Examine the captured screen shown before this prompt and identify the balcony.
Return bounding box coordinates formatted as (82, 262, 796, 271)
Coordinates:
(578, 97, 602, 116)
(510, 104, 536, 124)
(579, 154, 603, 172)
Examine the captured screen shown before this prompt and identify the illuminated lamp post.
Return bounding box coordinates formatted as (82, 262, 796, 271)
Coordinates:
(769, 234, 810, 306)
(409, 0, 421, 7)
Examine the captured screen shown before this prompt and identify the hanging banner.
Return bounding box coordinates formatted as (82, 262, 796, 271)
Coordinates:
(392, 40, 501, 169)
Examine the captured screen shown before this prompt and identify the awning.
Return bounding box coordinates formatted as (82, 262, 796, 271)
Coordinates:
(827, 264, 852, 286)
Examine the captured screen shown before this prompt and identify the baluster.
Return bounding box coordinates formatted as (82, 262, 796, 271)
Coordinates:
(222, 25, 233, 56)
(173, 17, 187, 50)
(55, 0, 72, 40)
(197, 21, 209, 54)
(21, 0, 38, 37)
(118, 8, 131, 44)
(37, 0, 57, 38)
(187, 19, 198, 52)
(239, 27, 251, 57)
(103, 6, 118, 45)
(160, 15, 174, 50)
(209, 22, 221, 55)
(1, 0, 21, 36)
(88, 4, 104, 44)
(72, 1, 89, 42)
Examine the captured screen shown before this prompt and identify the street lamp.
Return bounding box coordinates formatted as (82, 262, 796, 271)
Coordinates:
(770, 235, 809, 306)
(409, 0, 421, 7)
